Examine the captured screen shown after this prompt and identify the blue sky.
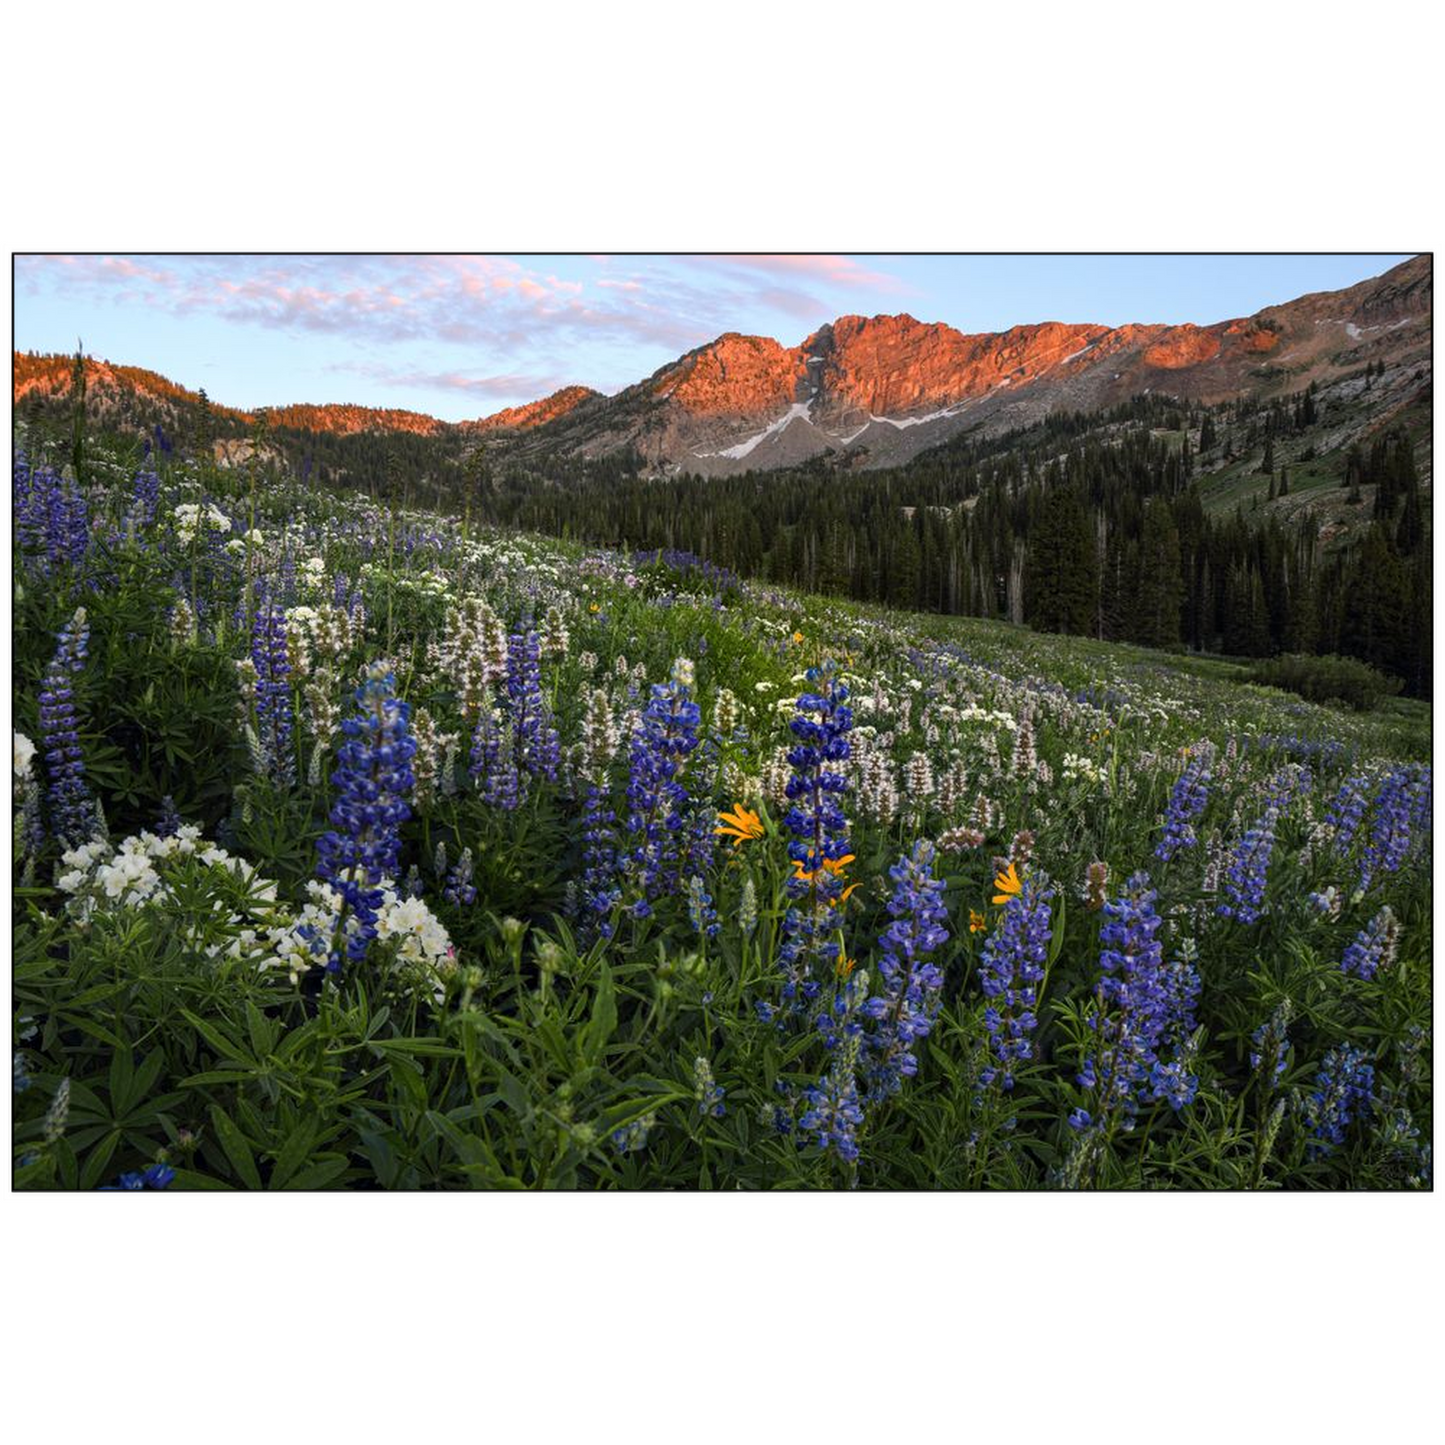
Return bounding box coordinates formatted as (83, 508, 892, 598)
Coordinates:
(14, 253, 1414, 422)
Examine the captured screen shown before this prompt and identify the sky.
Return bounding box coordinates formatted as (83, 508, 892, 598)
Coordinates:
(13, 253, 1415, 422)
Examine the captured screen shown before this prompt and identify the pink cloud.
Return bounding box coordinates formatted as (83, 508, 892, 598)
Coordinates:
(704, 253, 906, 291)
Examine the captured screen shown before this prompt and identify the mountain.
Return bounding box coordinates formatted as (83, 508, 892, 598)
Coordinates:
(460, 385, 601, 435)
(500, 255, 1431, 475)
(10, 356, 594, 446)
(12, 256, 1430, 476)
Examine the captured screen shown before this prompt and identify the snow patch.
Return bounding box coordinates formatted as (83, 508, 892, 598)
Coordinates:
(696, 401, 815, 460)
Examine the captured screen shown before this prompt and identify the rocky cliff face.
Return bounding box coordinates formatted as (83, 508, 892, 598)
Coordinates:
(514, 254, 1431, 474)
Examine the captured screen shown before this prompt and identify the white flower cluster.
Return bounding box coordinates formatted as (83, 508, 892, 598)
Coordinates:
(53, 828, 455, 1000)
(14, 731, 36, 797)
(173, 502, 232, 545)
(56, 826, 278, 926)
(956, 704, 1019, 732)
(1061, 752, 1104, 786)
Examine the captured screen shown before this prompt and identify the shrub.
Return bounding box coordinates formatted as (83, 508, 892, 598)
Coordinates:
(1249, 654, 1403, 711)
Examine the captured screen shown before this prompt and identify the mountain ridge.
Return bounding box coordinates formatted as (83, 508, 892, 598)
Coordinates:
(12, 255, 1430, 473)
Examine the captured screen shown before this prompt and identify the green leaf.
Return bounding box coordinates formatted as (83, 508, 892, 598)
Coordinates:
(285, 1158, 350, 1189)
(582, 960, 618, 1068)
(269, 1115, 319, 1190)
(208, 1105, 263, 1189)
(181, 1009, 253, 1066)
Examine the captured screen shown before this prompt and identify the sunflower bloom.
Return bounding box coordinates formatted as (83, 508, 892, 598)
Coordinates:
(715, 804, 765, 847)
(969, 908, 987, 934)
(992, 861, 1024, 906)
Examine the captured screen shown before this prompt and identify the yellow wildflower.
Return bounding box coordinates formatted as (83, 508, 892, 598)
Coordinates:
(715, 804, 765, 847)
(992, 861, 1023, 906)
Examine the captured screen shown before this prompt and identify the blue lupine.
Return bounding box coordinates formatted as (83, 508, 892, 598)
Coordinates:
(1079, 873, 1198, 1121)
(693, 1056, 725, 1117)
(768, 664, 852, 1016)
(622, 659, 702, 912)
(978, 875, 1054, 1091)
(314, 665, 416, 970)
(862, 839, 950, 1099)
(799, 1059, 865, 1163)
(251, 602, 295, 787)
(1359, 767, 1423, 892)
(469, 710, 522, 811)
(506, 627, 560, 780)
(132, 467, 160, 525)
(1217, 809, 1277, 923)
(1325, 774, 1371, 852)
(13, 453, 47, 550)
(45, 470, 90, 570)
(1340, 906, 1399, 980)
(153, 796, 183, 838)
(99, 1163, 174, 1191)
(1250, 1005, 1292, 1084)
(1262, 763, 1312, 814)
(1155, 746, 1212, 861)
(1304, 1046, 1374, 1157)
(13, 1052, 30, 1094)
(579, 784, 621, 936)
(39, 607, 95, 847)
(442, 847, 477, 907)
(686, 875, 719, 938)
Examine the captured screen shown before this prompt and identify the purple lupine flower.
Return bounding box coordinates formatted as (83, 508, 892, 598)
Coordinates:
(799, 1060, 865, 1164)
(1325, 774, 1371, 853)
(251, 602, 295, 787)
(153, 796, 182, 838)
(314, 665, 416, 970)
(469, 710, 521, 810)
(685, 875, 719, 938)
(862, 839, 950, 1098)
(99, 1162, 174, 1191)
(1250, 1003, 1292, 1084)
(506, 627, 560, 780)
(45, 470, 90, 571)
(1304, 1045, 1374, 1157)
(579, 784, 621, 937)
(622, 659, 702, 915)
(1155, 745, 1213, 861)
(1340, 906, 1399, 980)
(39, 608, 94, 847)
(1358, 767, 1423, 892)
(442, 847, 477, 907)
(13, 453, 47, 551)
(131, 468, 160, 526)
(1217, 810, 1277, 923)
(1078, 873, 1198, 1121)
(765, 663, 852, 1019)
(978, 875, 1054, 1091)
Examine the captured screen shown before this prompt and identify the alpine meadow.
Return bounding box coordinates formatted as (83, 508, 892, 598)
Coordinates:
(9, 253, 1433, 1192)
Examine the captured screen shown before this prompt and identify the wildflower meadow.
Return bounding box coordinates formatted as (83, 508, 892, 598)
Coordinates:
(10, 434, 1432, 1189)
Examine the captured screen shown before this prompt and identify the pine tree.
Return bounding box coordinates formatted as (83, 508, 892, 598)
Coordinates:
(1135, 498, 1184, 646)
(1025, 488, 1097, 635)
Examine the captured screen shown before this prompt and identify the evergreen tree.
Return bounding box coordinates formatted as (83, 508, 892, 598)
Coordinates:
(1025, 487, 1097, 635)
(1135, 498, 1184, 646)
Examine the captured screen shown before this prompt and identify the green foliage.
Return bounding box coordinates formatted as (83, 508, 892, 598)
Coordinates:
(1248, 654, 1404, 712)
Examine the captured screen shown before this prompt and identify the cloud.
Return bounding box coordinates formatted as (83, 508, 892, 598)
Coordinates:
(15, 253, 712, 358)
(703, 253, 907, 292)
(329, 359, 574, 400)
